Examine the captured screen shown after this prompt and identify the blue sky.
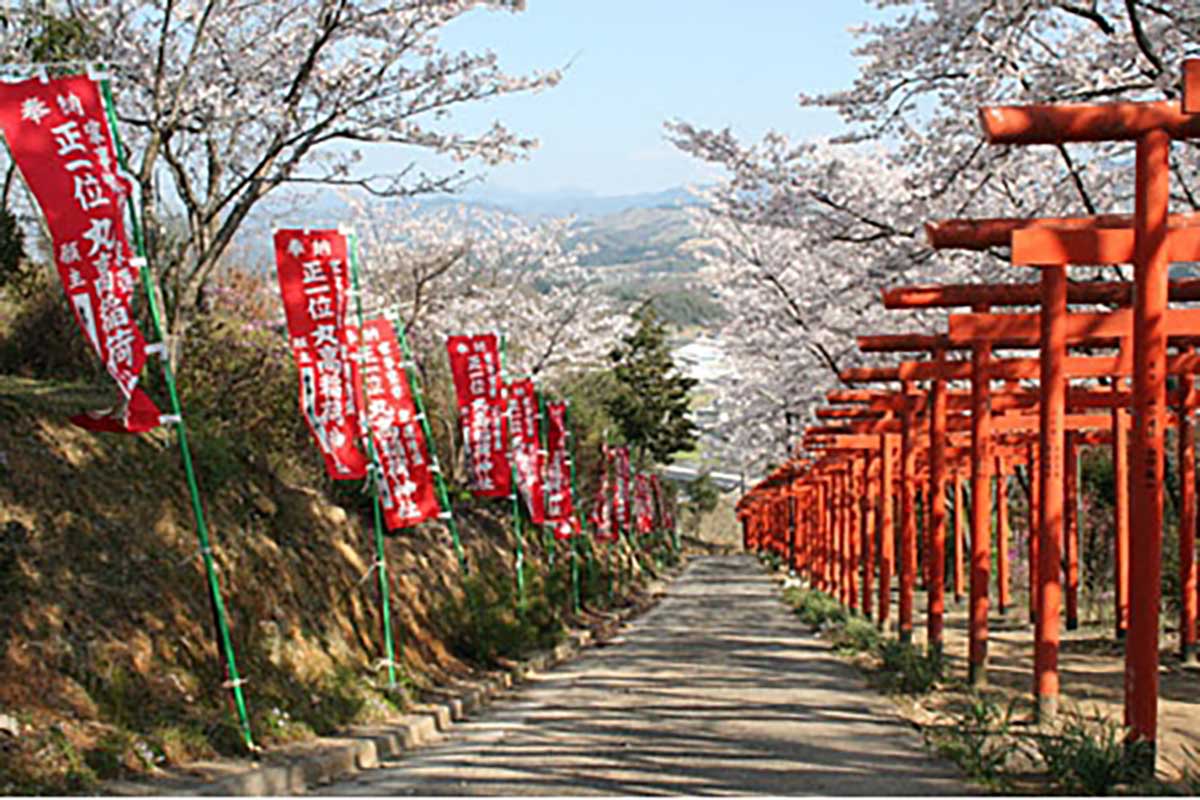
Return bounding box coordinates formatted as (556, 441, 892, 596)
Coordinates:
(390, 2, 875, 197)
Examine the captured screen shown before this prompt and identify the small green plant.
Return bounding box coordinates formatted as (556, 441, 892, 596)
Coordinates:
(759, 550, 784, 572)
(261, 705, 311, 742)
(877, 639, 943, 694)
(931, 696, 1017, 787)
(1035, 708, 1153, 795)
(832, 616, 881, 655)
(83, 731, 129, 780)
(1180, 745, 1200, 795)
(791, 588, 847, 630)
(150, 724, 214, 765)
(438, 555, 566, 666)
(46, 725, 97, 792)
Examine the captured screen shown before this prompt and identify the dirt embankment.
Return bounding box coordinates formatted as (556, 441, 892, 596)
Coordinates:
(0, 376, 661, 793)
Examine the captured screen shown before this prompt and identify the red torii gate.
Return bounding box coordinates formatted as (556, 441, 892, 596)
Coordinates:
(859, 319, 1193, 691)
(741, 60, 1200, 769)
(976, 75, 1200, 757)
(886, 275, 1200, 647)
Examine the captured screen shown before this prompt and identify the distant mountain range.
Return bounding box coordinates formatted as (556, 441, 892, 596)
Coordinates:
(234, 183, 721, 324)
(571, 205, 702, 271)
(422, 185, 705, 219)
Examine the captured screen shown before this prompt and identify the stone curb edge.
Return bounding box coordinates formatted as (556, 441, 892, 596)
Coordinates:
(106, 598, 657, 797)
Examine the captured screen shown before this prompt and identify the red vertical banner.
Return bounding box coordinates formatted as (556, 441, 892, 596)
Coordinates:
(446, 333, 511, 497)
(508, 378, 546, 525)
(590, 444, 617, 542)
(359, 318, 441, 530)
(0, 73, 160, 432)
(613, 446, 632, 532)
(544, 401, 577, 540)
(273, 228, 368, 480)
(634, 474, 655, 535)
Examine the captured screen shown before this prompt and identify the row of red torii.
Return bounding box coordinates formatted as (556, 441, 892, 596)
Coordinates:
(735, 60, 1200, 765)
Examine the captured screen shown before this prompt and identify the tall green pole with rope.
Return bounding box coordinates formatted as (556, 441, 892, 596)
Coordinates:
(605, 440, 616, 605)
(393, 320, 468, 577)
(99, 73, 255, 751)
(346, 235, 399, 689)
(565, 402, 583, 614)
(538, 389, 555, 568)
(499, 335, 526, 613)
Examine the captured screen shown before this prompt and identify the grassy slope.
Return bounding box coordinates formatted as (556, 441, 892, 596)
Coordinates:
(0, 375, 609, 792)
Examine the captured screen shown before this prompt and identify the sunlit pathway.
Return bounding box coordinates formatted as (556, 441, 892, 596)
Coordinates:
(321, 555, 967, 796)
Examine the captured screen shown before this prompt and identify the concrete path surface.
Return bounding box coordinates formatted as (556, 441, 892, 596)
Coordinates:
(321, 556, 968, 795)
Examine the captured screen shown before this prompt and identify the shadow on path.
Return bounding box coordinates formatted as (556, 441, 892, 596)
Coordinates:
(321, 556, 968, 796)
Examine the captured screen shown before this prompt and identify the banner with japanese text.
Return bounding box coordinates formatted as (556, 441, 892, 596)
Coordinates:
(590, 444, 617, 543)
(274, 228, 368, 480)
(633, 473, 655, 535)
(543, 401, 576, 540)
(0, 73, 160, 432)
(358, 318, 440, 530)
(445, 333, 510, 497)
(613, 446, 631, 532)
(507, 378, 546, 525)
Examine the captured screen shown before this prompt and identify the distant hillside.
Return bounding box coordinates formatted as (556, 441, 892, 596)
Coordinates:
(563, 206, 724, 328)
(231, 186, 723, 328)
(571, 206, 704, 273)
(448, 186, 703, 218)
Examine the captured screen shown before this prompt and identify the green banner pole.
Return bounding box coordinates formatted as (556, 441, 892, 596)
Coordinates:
(537, 390, 555, 568)
(671, 490, 681, 553)
(99, 78, 255, 752)
(563, 402, 582, 614)
(347, 236, 398, 689)
(499, 336, 525, 612)
(584, 538, 595, 607)
(606, 541, 614, 604)
(393, 321, 468, 577)
(619, 464, 631, 589)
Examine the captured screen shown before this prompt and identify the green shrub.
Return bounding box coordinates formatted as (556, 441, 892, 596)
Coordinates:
(759, 550, 784, 572)
(0, 274, 103, 381)
(832, 616, 881, 655)
(438, 554, 566, 666)
(578, 541, 618, 609)
(1180, 746, 1200, 795)
(175, 297, 309, 471)
(0, 206, 30, 295)
(877, 639, 943, 694)
(932, 697, 1016, 787)
(1035, 708, 1153, 795)
(791, 588, 847, 630)
(83, 732, 127, 780)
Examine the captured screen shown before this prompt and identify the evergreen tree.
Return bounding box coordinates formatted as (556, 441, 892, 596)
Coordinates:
(605, 307, 698, 466)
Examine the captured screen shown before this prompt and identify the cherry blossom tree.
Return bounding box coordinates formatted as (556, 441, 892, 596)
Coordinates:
(347, 198, 631, 381)
(0, 1, 560, 362)
(669, 0, 1200, 475)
